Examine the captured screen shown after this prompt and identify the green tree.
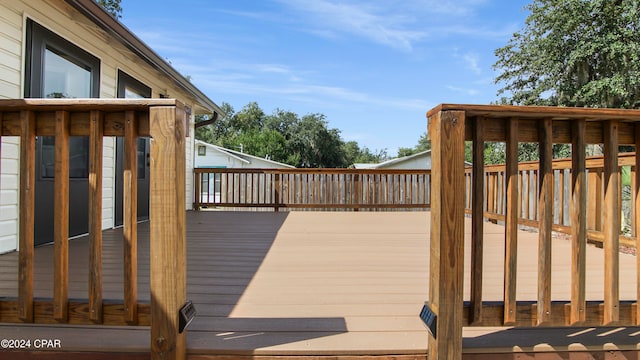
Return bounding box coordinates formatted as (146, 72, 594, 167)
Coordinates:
(494, 0, 640, 108)
(97, 0, 122, 19)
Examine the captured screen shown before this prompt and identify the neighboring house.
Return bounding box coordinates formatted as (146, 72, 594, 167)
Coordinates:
(0, 0, 223, 252)
(354, 150, 434, 170)
(195, 140, 295, 169)
(354, 150, 472, 170)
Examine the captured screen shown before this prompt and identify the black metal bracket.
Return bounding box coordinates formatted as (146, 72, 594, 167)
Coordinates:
(419, 302, 437, 339)
(179, 300, 196, 333)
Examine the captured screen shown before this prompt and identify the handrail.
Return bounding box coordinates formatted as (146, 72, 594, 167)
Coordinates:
(0, 99, 188, 359)
(475, 152, 638, 248)
(425, 104, 640, 360)
(194, 168, 431, 211)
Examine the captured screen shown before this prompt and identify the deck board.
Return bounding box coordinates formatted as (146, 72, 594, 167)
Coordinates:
(0, 210, 639, 357)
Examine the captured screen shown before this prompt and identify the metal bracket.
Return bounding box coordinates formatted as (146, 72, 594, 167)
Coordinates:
(419, 302, 437, 339)
(179, 300, 196, 333)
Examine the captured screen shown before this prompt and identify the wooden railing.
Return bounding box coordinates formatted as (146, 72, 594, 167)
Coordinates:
(0, 99, 188, 360)
(426, 104, 640, 360)
(477, 153, 638, 248)
(194, 168, 431, 211)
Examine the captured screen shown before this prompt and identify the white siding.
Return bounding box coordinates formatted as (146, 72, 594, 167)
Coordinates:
(185, 119, 194, 211)
(0, 2, 22, 253)
(0, 0, 211, 252)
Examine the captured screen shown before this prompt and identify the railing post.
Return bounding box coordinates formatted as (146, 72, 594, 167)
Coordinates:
(427, 109, 465, 360)
(149, 104, 187, 360)
(537, 117, 553, 325)
(194, 170, 201, 211)
(88, 110, 104, 323)
(123, 110, 138, 324)
(570, 120, 587, 324)
(504, 118, 519, 325)
(54, 111, 70, 322)
(274, 172, 280, 212)
(603, 120, 620, 324)
(470, 118, 484, 325)
(18, 110, 35, 323)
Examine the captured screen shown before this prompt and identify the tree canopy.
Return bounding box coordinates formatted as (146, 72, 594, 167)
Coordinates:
(494, 0, 640, 108)
(195, 102, 388, 168)
(96, 0, 122, 19)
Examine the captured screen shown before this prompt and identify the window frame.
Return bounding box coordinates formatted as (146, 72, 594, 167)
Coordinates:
(25, 19, 100, 98)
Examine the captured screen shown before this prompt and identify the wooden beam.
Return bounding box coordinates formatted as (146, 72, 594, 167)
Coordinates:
(462, 301, 637, 327)
(469, 118, 484, 325)
(537, 118, 553, 325)
(123, 111, 138, 324)
(504, 118, 519, 325)
(18, 110, 35, 322)
(0, 299, 150, 326)
(570, 119, 587, 325)
(88, 110, 104, 323)
(54, 111, 70, 322)
(149, 105, 187, 360)
(603, 120, 620, 324)
(428, 110, 465, 360)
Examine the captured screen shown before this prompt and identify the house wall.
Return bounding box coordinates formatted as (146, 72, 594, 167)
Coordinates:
(379, 155, 432, 170)
(0, 0, 203, 253)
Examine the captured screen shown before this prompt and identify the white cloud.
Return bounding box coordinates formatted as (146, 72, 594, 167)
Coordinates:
(446, 85, 479, 96)
(463, 52, 482, 74)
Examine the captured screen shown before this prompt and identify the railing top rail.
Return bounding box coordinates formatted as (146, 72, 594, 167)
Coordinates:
(428, 103, 640, 121)
(194, 167, 432, 174)
(0, 98, 185, 112)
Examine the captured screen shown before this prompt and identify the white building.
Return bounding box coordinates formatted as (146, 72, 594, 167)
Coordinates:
(195, 140, 294, 169)
(0, 0, 223, 251)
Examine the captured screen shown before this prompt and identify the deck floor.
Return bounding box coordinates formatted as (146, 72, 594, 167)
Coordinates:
(0, 211, 639, 357)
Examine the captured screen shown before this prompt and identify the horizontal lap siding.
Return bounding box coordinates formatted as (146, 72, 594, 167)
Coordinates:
(0, 3, 22, 253)
(0, 0, 202, 247)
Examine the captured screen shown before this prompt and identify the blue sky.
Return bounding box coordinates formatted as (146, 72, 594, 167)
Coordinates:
(121, 0, 530, 156)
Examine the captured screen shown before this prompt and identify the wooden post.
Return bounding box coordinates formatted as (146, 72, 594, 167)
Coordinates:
(537, 118, 553, 325)
(88, 110, 104, 323)
(427, 110, 465, 360)
(504, 118, 519, 325)
(19, 110, 35, 322)
(123, 110, 138, 324)
(194, 170, 201, 211)
(54, 111, 70, 322)
(149, 104, 187, 360)
(603, 120, 620, 324)
(570, 120, 587, 325)
(470, 118, 484, 325)
(274, 172, 280, 212)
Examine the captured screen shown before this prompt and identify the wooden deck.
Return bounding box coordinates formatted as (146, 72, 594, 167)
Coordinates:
(0, 210, 639, 358)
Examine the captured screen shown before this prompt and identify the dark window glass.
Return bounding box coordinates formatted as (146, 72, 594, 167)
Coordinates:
(26, 19, 100, 180)
(118, 70, 151, 180)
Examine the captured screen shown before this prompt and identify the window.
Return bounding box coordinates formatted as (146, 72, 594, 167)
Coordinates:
(117, 70, 151, 179)
(25, 19, 100, 179)
(198, 145, 206, 156)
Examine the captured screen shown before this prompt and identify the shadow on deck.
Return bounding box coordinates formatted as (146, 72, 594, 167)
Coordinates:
(0, 211, 639, 359)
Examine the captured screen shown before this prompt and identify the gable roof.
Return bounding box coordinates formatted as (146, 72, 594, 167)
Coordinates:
(354, 150, 431, 169)
(195, 140, 295, 168)
(64, 0, 223, 117)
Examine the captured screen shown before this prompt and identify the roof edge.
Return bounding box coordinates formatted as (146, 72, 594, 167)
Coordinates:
(65, 0, 223, 116)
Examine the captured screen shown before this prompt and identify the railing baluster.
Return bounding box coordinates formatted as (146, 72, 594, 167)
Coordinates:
(123, 110, 138, 324)
(19, 110, 35, 322)
(88, 110, 104, 323)
(504, 118, 519, 325)
(54, 111, 70, 321)
(570, 119, 587, 325)
(537, 118, 553, 325)
(603, 120, 620, 324)
(470, 118, 485, 325)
